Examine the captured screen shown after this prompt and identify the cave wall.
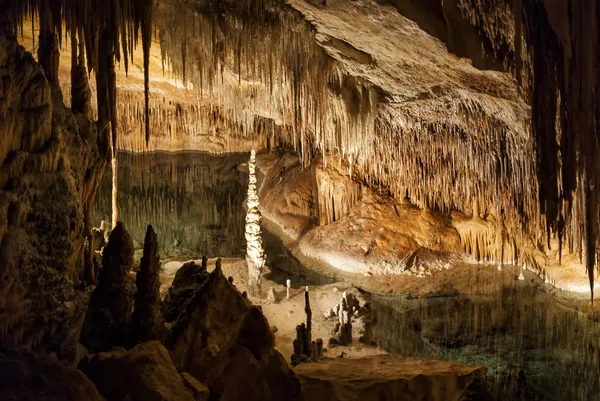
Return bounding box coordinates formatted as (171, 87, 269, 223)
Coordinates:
(0, 33, 107, 354)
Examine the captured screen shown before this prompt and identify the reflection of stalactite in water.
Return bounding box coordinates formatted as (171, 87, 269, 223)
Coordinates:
(245, 150, 266, 295)
(370, 284, 600, 400)
(92, 152, 248, 257)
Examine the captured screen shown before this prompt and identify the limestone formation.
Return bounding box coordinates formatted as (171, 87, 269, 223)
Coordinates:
(162, 258, 209, 323)
(79, 341, 196, 401)
(84, 224, 107, 285)
(305, 289, 312, 350)
(0, 33, 107, 353)
(246, 149, 266, 296)
(294, 355, 487, 401)
(267, 287, 280, 304)
(96, 222, 135, 324)
(163, 264, 304, 401)
(326, 291, 372, 346)
(132, 225, 163, 344)
(81, 221, 135, 351)
(291, 289, 323, 365)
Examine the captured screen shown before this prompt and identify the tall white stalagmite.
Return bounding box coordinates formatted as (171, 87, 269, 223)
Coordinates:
(245, 149, 266, 295)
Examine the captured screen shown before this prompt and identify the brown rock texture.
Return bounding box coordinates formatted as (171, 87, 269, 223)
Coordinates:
(79, 341, 195, 401)
(181, 372, 210, 401)
(0, 33, 107, 354)
(294, 355, 487, 401)
(0, 348, 105, 401)
(132, 225, 163, 344)
(164, 264, 304, 401)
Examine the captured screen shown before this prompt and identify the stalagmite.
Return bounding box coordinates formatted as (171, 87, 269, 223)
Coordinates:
(82, 222, 135, 351)
(286, 279, 291, 299)
(132, 225, 163, 344)
(245, 150, 266, 296)
(305, 288, 312, 351)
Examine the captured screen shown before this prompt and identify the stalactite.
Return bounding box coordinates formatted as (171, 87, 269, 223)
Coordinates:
(141, 0, 153, 145)
(3, 0, 598, 297)
(3, 0, 154, 150)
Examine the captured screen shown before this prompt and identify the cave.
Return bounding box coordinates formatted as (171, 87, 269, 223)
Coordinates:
(1, 0, 599, 400)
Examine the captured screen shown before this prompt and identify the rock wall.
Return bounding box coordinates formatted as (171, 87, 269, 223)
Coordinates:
(0, 34, 107, 354)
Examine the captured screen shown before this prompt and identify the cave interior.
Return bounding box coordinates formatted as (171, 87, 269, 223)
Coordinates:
(1, 0, 600, 400)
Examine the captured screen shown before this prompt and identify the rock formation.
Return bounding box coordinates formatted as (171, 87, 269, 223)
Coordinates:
(294, 355, 487, 401)
(164, 262, 304, 401)
(0, 33, 107, 355)
(325, 291, 372, 346)
(131, 225, 163, 344)
(162, 257, 209, 323)
(292, 289, 324, 366)
(79, 341, 196, 401)
(81, 221, 135, 352)
(245, 149, 266, 296)
(0, 348, 104, 401)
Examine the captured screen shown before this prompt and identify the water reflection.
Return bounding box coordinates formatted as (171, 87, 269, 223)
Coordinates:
(92, 151, 249, 259)
(370, 284, 600, 401)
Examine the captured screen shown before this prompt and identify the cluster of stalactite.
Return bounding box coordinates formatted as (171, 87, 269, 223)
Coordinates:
(455, 0, 532, 90)
(458, 0, 600, 297)
(155, 0, 378, 166)
(154, 0, 600, 297)
(3, 0, 597, 296)
(152, 0, 545, 276)
(3, 0, 154, 149)
(520, 0, 600, 299)
(312, 157, 362, 226)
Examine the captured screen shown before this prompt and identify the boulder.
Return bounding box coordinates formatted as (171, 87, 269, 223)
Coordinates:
(165, 265, 304, 401)
(79, 341, 194, 401)
(0, 348, 105, 401)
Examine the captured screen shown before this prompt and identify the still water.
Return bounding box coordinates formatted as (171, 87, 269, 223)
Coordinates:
(94, 151, 600, 401)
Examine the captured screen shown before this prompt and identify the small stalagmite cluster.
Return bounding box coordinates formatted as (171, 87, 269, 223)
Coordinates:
(325, 291, 372, 347)
(291, 289, 324, 366)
